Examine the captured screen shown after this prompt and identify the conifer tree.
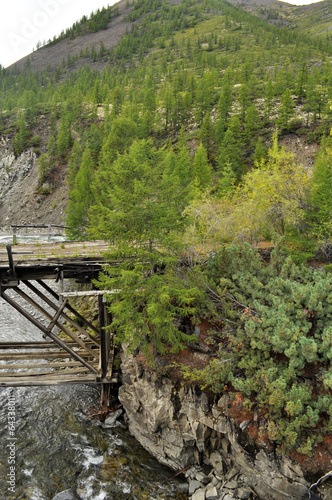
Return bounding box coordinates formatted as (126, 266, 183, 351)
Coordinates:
(14, 114, 30, 157)
(309, 136, 332, 239)
(67, 146, 95, 239)
(277, 88, 295, 131)
(264, 77, 274, 122)
(192, 143, 212, 190)
(91, 138, 199, 362)
(67, 140, 82, 191)
(253, 137, 266, 165)
(244, 104, 260, 144)
(199, 113, 215, 161)
(218, 128, 244, 178)
(57, 120, 73, 163)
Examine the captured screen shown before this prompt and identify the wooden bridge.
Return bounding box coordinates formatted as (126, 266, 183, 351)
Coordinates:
(0, 243, 117, 406)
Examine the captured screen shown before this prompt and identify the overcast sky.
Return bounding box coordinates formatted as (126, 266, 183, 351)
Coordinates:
(0, 0, 323, 68)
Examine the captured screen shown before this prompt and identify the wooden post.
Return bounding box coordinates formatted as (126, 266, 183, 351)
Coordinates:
(12, 227, 17, 245)
(98, 295, 112, 408)
(6, 245, 16, 277)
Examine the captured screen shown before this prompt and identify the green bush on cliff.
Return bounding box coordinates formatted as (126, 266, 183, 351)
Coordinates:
(184, 243, 332, 454)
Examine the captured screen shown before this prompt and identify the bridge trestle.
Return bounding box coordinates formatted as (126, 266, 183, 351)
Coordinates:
(0, 245, 118, 398)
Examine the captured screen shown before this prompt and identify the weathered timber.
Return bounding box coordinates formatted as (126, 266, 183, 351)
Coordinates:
(0, 367, 95, 377)
(0, 341, 94, 349)
(0, 245, 120, 392)
(60, 290, 119, 297)
(11, 224, 70, 229)
(0, 259, 107, 283)
(98, 294, 115, 406)
(0, 374, 101, 387)
(0, 352, 93, 360)
(0, 361, 90, 370)
(6, 244, 16, 277)
(0, 290, 98, 373)
(12, 286, 99, 359)
(36, 280, 100, 337)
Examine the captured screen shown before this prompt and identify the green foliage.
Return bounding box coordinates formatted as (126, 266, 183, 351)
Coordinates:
(66, 146, 95, 239)
(192, 143, 212, 189)
(185, 244, 332, 453)
(277, 88, 295, 132)
(13, 114, 30, 157)
(38, 153, 50, 183)
(89, 138, 187, 249)
(96, 253, 201, 363)
(309, 136, 332, 237)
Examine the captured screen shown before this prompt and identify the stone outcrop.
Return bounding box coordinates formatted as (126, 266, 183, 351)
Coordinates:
(0, 141, 36, 194)
(118, 350, 312, 500)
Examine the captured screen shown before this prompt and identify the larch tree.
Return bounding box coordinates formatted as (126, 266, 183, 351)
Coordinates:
(66, 146, 95, 239)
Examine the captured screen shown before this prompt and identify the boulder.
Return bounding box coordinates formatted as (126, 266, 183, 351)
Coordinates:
(104, 409, 123, 428)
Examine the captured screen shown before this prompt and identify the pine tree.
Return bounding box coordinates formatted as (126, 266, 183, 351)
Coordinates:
(192, 143, 212, 189)
(264, 78, 274, 122)
(67, 140, 82, 191)
(57, 120, 73, 163)
(91, 138, 199, 362)
(253, 137, 266, 165)
(14, 114, 30, 157)
(199, 113, 215, 161)
(277, 88, 295, 131)
(66, 146, 95, 239)
(309, 136, 332, 239)
(218, 128, 245, 178)
(244, 104, 260, 144)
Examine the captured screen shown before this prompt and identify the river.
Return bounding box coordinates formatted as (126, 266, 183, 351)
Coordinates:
(0, 288, 188, 500)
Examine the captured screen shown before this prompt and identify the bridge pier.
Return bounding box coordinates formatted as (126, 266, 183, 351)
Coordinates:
(98, 295, 114, 408)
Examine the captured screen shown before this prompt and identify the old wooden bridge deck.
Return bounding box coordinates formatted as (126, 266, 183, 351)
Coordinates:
(0, 241, 116, 404)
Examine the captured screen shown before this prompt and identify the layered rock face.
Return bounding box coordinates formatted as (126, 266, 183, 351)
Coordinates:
(118, 351, 313, 500)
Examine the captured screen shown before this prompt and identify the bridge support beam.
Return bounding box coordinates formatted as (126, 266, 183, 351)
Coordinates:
(98, 295, 114, 408)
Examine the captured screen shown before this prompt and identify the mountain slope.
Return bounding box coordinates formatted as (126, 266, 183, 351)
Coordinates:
(0, 0, 331, 233)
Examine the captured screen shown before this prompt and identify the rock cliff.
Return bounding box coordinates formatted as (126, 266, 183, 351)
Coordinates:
(0, 129, 68, 231)
(118, 350, 330, 500)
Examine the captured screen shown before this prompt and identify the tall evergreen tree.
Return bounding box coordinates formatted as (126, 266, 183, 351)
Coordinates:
(192, 143, 212, 190)
(277, 88, 295, 131)
(67, 146, 95, 239)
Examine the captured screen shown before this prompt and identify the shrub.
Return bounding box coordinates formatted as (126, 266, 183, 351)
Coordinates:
(184, 244, 332, 454)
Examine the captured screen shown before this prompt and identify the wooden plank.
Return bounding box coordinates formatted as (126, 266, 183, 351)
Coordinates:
(0, 361, 91, 370)
(0, 374, 119, 386)
(0, 351, 96, 360)
(11, 224, 70, 229)
(46, 298, 68, 333)
(0, 341, 96, 349)
(0, 374, 99, 386)
(0, 367, 94, 377)
(60, 290, 119, 297)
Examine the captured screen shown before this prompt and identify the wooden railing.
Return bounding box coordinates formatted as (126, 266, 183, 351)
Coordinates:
(11, 224, 70, 243)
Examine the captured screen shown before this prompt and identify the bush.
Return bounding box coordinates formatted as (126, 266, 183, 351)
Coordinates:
(184, 244, 332, 454)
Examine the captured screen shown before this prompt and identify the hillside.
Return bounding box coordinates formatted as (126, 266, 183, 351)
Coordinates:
(0, 0, 330, 230)
(7, 0, 132, 74)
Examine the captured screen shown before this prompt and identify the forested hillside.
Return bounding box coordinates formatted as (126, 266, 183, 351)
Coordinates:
(1, 0, 332, 464)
